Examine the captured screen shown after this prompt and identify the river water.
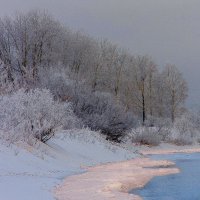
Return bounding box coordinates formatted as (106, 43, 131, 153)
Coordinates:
(132, 153, 200, 200)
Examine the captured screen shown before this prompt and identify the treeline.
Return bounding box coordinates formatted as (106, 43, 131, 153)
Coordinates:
(0, 11, 188, 143)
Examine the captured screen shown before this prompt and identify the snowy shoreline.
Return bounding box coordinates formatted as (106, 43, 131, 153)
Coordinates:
(54, 145, 200, 200)
(54, 157, 178, 200)
(1, 131, 200, 200)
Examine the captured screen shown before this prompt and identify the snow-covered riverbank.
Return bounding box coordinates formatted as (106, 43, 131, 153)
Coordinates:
(0, 129, 134, 200)
(55, 158, 179, 200)
(1, 129, 200, 200)
(133, 153, 200, 199)
(54, 142, 200, 200)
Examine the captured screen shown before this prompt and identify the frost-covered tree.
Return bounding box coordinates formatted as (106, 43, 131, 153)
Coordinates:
(162, 64, 188, 122)
(127, 55, 157, 124)
(56, 84, 136, 142)
(0, 10, 189, 133)
(0, 88, 78, 143)
(0, 10, 63, 85)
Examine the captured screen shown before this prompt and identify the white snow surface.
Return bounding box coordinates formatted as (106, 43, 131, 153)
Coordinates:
(0, 129, 135, 200)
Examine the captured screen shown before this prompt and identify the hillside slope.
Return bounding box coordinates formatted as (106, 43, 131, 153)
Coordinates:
(0, 129, 135, 200)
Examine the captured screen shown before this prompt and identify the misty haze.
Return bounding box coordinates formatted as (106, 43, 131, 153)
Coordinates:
(0, 1, 200, 200)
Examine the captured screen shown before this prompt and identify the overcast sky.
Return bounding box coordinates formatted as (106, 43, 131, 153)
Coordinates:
(0, 0, 200, 107)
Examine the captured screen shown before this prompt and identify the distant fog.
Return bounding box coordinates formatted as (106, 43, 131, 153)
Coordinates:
(0, 0, 200, 108)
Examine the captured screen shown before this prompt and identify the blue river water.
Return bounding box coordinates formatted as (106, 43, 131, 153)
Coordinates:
(132, 153, 200, 200)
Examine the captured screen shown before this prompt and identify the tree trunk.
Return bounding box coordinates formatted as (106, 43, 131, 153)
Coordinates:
(142, 93, 146, 125)
(171, 90, 175, 123)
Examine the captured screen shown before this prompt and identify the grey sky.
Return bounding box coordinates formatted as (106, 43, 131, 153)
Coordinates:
(0, 0, 200, 107)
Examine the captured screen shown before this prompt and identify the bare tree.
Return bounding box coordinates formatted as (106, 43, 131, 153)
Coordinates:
(0, 10, 189, 129)
(128, 55, 157, 124)
(145, 61, 157, 117)
(162, 64, 188, 122)
(0, 10, 62, 85)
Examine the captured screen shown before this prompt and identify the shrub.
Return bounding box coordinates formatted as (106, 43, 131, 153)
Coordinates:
(68, 88, 137, 142)
(167, 114, 195, 145)
(38, 67, 137, 142)
(38, 66, 74, 101)
(174, 114, 195, 137)
(130, 127, 162, 146)
(0, 88, 78, 143)
(145, 116, 172, 140)
(169, 135, 193, 146)
(0, 61, 16, 95)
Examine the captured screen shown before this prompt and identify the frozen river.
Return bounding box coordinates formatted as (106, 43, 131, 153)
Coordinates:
(132, 153, 200, 200)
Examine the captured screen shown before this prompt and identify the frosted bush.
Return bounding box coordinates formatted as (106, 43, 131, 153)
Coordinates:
(0, 88, 78, 143)
(0, 61, 15, 95)
(174, 114, 195, 137)
(38, 66, 74, 101)
(69, 88, 136, 142)
(168, 114, 196, 145)
(130, 127, 162, 146)
(169, 129, 193, 145)
(145, 116, 172, 140)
